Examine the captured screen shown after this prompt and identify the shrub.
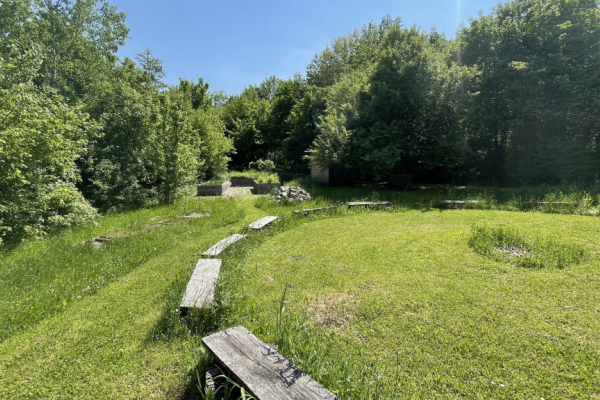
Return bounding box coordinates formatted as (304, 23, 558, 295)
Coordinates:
(249, 159, 276, 171)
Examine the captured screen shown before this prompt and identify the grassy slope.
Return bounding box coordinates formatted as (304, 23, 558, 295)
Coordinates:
(238, 210, 600, 399)
(2, 185, 600, 399)
(0, 197, 265, 399)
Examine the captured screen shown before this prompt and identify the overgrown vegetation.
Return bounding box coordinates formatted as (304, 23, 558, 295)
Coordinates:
(229, 169, 280, 184)
(2, 0, 600, 243)
(469, 225, 588, 268)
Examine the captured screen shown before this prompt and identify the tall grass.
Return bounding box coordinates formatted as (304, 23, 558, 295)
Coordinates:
(469, 225, 588, 268)
(0, 198, 245, 342)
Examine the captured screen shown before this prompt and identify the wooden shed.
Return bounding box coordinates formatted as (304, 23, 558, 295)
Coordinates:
(306, 150, 352, 186)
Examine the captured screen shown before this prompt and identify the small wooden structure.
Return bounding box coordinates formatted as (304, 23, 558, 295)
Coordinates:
(249, 216, 279, 230)
(388, 174, 413, 191)
(292, 206, 337, 216)
(180, 259, 222, 315)
(202, 326, 338, 400)
(202, 234, 247, 258)
(348, 201, 392, 208)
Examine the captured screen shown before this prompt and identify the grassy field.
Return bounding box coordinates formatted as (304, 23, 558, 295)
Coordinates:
(0, 184, 599, 399)
(233, 210, 600, 399)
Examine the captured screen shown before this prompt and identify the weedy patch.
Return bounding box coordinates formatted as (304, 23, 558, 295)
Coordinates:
(469, 225, 588, 269)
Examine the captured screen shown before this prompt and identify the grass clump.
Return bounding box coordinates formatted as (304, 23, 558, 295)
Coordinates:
(469, 225, 588, 269)
(230, 169, 279, 184)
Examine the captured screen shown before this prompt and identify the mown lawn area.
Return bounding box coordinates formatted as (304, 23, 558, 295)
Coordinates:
(1, 186, 599, 399)
(0, 196, 266, 399)
(234, 210, 600, 399)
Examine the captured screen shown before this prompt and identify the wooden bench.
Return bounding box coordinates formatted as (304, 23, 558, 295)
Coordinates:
(249, 216, 279, 230)
(180, 259, 221, 316)
(202, 326, 338, 400)
(348, 201, 392, 208)
(202, 234, 248, 257)
(388, 174, 413, 191)
(440, 200, 480, 205)
(292, 206, 337, 216)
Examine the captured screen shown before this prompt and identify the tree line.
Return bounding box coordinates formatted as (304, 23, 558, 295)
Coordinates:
(1, 0, 599, 244)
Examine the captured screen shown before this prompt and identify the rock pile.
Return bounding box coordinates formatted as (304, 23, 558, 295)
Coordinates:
(273, 186, 312, 202)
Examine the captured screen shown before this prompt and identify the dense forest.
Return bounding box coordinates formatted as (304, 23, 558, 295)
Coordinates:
(1, 0, 599, 244)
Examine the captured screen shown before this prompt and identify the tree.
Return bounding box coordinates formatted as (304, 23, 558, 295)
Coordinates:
(28, 0, 129, 99)
(0, 46, 97, 243)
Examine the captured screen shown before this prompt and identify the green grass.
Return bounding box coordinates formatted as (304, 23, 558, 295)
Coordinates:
(1, 183, 600, 399)
(469, 225, 589, 269)
(229, 169, 280, 184)
(229, 210, 600, 399)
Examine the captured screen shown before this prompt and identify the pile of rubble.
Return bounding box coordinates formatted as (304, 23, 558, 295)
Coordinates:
(273, 186, 312, 202)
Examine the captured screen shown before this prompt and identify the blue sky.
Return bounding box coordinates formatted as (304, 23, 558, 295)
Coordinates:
(112, 0, 501, 94)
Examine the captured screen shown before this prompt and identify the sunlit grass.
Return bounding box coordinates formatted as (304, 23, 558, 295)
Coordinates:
(1, 184, 600, 399)
(231, 210, 600, 399)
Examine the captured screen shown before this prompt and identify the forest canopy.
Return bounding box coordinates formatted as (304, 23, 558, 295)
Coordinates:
(1, 0, 599, 243)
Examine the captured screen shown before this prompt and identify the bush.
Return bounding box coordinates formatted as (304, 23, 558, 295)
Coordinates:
(249, 159, 276, 171)
(230, 169, 280, 184)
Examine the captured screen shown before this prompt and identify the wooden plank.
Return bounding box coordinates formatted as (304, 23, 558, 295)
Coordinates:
(202, 326, 338, 400)
(348, 201, 392, 208)
(249, 216, 279, 230)
(202, 234, 247, 258)
(440, 200, 479, 204)
(180, 259, 222, 314)
(292, 206, 336, 216)
(205, 365, 226, 399)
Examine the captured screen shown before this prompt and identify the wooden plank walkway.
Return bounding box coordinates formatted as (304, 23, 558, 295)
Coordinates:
(202, 326, 338, 400)
(348, 201, 392, 208)
(202, 234, 247, 257)
(292, 206, 337, 216)
(249, 216, 279, 230)
(180, 259, 222, 315)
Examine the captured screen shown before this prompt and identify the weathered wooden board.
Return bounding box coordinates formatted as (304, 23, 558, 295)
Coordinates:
(202, 234, 247, 257)
(292, 206, 337, 216)
(348, 201, 392, 208)
(249, 216, 279, 230)
(440, 200, 479, 204)
(202, 326, 338, 400)
(180, 259, 222, 314)
(205, 365, 226, 399)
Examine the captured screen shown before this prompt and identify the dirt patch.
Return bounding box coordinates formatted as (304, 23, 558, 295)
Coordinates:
(307, 292, 357, 328)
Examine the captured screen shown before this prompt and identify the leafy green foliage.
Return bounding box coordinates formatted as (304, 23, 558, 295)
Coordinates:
(0, 48, 97, 243)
